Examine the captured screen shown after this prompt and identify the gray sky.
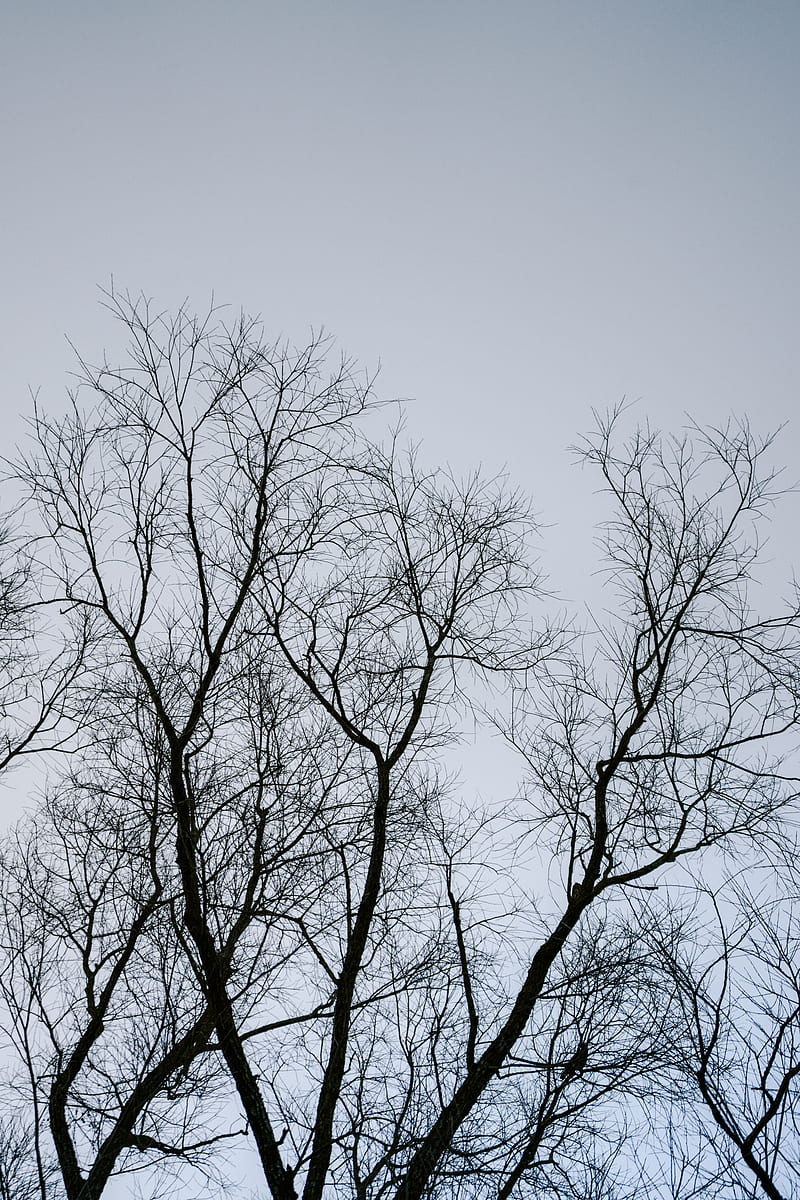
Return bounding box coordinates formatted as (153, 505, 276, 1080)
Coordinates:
(3, 1, 798, 601)
(2, 2, 798, 788)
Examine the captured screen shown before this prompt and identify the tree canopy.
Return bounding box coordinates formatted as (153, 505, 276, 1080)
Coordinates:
(1, 294, 799, 1200)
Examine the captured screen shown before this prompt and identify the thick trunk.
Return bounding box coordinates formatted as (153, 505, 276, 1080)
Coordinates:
(169, 754, 297, 1200)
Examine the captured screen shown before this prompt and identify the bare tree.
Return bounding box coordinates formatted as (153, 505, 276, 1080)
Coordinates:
(655, 875, 800, 1200)
(0, 608, 375, 1198)
(0, 522, 86, 780)
(5, 299, 800, 1200)
(374, 415, 800, 1200)
(0, 694, 226, 1200)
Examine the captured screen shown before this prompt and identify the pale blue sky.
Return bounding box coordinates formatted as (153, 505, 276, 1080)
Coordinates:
(3, 3, 798, 587)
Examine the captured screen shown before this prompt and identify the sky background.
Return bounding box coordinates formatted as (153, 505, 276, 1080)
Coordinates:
(3, 1, 799, 604)
(1, 5, 799, 1194)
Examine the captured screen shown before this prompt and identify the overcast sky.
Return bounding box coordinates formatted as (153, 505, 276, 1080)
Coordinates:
(3, 1, 799, 602)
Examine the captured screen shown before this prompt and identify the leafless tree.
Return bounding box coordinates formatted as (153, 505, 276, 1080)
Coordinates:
(0, 612, 380, 1198)
(0, 522, 86, 780)
(0, 693, 227, 1200)
(4, 298, 800, 1200)
(654, 874, 800, 1200)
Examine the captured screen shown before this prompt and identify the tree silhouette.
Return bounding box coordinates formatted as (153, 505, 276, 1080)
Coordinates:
(1, 293, 799, 1200)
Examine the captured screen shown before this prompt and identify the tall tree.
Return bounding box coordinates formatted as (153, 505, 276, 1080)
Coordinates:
(3, 297, 799, 1199)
